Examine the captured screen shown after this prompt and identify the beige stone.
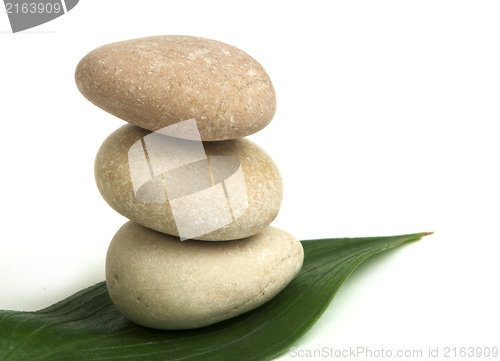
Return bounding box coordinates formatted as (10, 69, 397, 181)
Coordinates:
(75, 35, 276, 141)
(106, 222, 303, 330)
(95, 124, 283, 241)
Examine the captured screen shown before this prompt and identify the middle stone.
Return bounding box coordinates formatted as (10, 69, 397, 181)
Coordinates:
(95, 123, 283, 241)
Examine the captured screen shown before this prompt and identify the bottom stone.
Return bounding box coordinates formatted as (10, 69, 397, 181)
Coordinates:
(105, 221, 304, 330)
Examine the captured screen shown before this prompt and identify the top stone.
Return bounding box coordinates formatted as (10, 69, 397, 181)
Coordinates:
(75, 35, 276, 141)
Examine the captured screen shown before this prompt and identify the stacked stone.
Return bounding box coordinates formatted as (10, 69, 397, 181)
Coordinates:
(75, 36, 303, 330)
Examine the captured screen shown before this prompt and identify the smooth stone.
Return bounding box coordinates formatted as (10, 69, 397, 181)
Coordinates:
(95, 124, 283, 241)
(75, 35, 276, 141)
(106, 222, 304, 330)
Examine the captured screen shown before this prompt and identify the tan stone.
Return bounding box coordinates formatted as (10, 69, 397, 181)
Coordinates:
(75, 35, 276, 141)
(95, 124, 283, 241)
(106, 222, 303, 330)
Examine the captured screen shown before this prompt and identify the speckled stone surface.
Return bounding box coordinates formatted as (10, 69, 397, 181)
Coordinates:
(75, 35, 276, 141)
(106, 222, 303, 330)
(95, 124, 283, 241)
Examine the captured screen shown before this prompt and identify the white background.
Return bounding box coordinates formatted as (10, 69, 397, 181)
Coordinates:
(1, 1, 499, 360)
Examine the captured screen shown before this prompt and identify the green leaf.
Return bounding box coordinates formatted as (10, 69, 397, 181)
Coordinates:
(0, 232, 430, 361)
